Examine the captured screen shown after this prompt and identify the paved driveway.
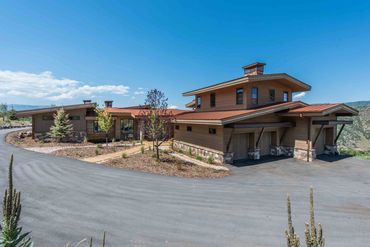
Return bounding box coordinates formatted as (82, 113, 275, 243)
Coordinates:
(1, 129, 370, 246)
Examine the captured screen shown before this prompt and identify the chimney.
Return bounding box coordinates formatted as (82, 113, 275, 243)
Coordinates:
(243, 62, 266, 76)
(104, 100, 113, 108)
(83, 100, 92, 104)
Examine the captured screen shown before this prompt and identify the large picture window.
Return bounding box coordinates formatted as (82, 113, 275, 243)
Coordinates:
(269, 89, 275, 102)
(251, 87, 258, 105)
(93, 121, 102, 133)
(236, 88, 244, 105)
(196, 96, 201, 109)
(283, 91, 289, 102)
(121, 119, 134, 133)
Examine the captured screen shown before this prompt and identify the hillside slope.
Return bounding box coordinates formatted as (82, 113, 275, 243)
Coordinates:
(338, 102, 370, 151)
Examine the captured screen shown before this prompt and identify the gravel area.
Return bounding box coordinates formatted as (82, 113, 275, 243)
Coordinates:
(104, 151, 230, 178)
(52, 145, 130, 159)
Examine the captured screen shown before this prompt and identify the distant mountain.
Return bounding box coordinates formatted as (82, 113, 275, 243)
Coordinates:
(338, 101, 370, 151)
(7, 104, 46, 111)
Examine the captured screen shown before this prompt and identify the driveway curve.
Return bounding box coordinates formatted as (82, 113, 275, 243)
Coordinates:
(1, 129, 370, 246)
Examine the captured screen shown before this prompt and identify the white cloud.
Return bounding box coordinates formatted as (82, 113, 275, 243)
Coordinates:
(293, 92, 306, 99)
(168, 105, 178, 109)
(0, 70, 129, 101)
(134, 87, 147, 95)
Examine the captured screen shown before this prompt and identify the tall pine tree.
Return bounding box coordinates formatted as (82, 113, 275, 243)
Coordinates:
(49, 108, 74, 142)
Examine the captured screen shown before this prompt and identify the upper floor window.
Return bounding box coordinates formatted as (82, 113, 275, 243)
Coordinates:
(187, 126, 192, 132)
(69, 116, 81, 121)
(236, 88, 244, 105)
(269, 89, 275, 102)
(93, 121, 102, 133)
(196, 96, 201, 109)
(175, 125, 179, 130)
(283, 91, 289, 102)
(251, 87, 258, 105)
(210, 93, 216, 107)
(209, 128, 216, 135)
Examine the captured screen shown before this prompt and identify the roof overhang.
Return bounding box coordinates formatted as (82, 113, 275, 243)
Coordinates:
(227, 122, 295, 129)
(312, 120, 353, 126)
(278, 104, 359, 117)
(182, 73, 311, 96)
(16, 103, 96, 118)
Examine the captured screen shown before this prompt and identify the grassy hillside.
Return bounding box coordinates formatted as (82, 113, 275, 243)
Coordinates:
(337, 101, 370, 151)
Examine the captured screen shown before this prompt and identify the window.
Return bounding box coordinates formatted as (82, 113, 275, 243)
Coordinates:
(69, 116, 80, 121)
(236, 88, 244, 105)
(42, 115, 54, 121)
(93, 121, 102, 133)
(283, 91, 289, 102)
(196, 96, 201, 109)
(187, 126, 192, 132)
(175, 125, 179, 130)
(269, 89, 275, 102)
(251, 87, 258, 105)
(210, 93, 216, 107)
(209, 128, 216, 134)
(121, 119, 134, 133)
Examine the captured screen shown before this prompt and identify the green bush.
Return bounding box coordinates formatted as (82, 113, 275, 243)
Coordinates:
(97, 144, 103, 149)
(83, 136, 88, 143)
(141, 146, 145, 154)
(207, 156, 215, 164)
(121, 152, 128, 159)
(196, 155, 203, 161)
(95, 147, 100, 156)
(188, 148, 193, 156)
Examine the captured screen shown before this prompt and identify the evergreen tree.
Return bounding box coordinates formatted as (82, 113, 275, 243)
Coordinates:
(49, 108, 74, 142)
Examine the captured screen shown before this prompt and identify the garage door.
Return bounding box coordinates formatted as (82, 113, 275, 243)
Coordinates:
(232, 134, 249, 160)
(259, 131, 272, 156)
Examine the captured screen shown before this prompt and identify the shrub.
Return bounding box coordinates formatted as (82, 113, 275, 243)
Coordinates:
(95, 147, 100, 156)
(1, 155, 33, 246)
(141, 146, 145, 154)
(83, 136, 88, 144)
(112, 138, 116, 144)
(97, 144, 103, 149)
(49, 108, 74, 142)
(121, 152, 128, 159)
(162, 149, 169, 155)
(188, 148, 193, 156)
(178, 149, 183, 154)
(196, 155, 203, 161)
(207, 156, 215, 164)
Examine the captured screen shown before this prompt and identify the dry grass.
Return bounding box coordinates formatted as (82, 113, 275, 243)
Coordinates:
(104, 151, 230, 178)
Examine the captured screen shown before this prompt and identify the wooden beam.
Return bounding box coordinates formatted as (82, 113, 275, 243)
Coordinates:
(255, 127, 265, 147)
(232, 122, 295, 129)
(313, 124, 324, 147)
(334, 124, 346, 144)
(312, 120, 353, 126)
(279, 128, 288, 144)
(226, 128, 235, 153)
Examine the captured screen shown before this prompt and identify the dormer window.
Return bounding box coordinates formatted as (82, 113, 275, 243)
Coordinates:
(210, 93, 216, 107)
(251, 87, 258, 105)
(196, 96, 201, 109)
(283, 91, 289, 102)
(269, 89, 275, 102)
(236, 88, 244, 105)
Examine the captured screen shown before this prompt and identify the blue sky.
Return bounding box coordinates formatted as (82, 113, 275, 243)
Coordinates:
(0, 0, 369, 109)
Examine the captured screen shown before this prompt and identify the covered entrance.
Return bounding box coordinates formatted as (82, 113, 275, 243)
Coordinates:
(120, 118, 135, 140)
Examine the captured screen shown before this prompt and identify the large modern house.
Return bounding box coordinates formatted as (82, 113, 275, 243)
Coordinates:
(16, 100, 186, 142)
(172, 62, 358, 163)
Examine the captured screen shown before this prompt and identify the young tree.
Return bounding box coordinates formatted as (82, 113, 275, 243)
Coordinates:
(1, 155, 33, 247)
(141, 89, 173, 160)
(49, 108, 74, 142)
(95, 108, 113, 146)
(8, 108, 18, 121)
(0, 103, 8, 121)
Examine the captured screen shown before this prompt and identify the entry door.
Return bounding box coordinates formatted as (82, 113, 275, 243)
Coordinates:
(232, 134, 249, 160)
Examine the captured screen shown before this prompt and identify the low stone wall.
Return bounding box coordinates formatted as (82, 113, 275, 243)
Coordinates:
(173, 140, 225, 164)
(324, 145, 338, 155)
(270, 146, 294, 157)
(248, 149, 260, 160)
(294, 148, 316, 162)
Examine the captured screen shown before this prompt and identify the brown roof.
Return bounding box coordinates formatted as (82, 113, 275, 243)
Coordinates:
(106, 107, 188, 117)
(182, 73, 311, 96)
(242, 62, 266, 69)
(281, 103, 359, 116)
(286, 104, 340, 113)
(16, 103, 96, 117)
(174, 101, 307, 124)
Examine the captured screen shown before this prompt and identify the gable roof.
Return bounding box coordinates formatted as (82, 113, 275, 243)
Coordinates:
(279, 103, 359, 116)
(183, 73, 311, 96)
(16, 103, 96, 117)
(174, 101, 307, 125)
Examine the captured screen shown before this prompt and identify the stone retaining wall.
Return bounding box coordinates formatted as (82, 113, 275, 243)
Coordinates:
(173, 140, 225, 164)
(294, 148, 316, 162)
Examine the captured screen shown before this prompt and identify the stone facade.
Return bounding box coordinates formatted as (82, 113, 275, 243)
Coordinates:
(270, 146, 294, 157)
(248, 149, 260, 160)
(173, 140, 225, 164)
(324, 145, 338, 155)
(294, 148, 316, 162)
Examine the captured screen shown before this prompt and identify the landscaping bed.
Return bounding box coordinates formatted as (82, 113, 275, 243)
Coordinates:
(104, 151, 230, 178)
(52, 145, 130, 159)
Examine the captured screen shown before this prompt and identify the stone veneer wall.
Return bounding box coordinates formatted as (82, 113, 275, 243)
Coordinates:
(270, 146, 294, 157)
(173, 140, 225, 164)
(294, 148, 316, 162)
